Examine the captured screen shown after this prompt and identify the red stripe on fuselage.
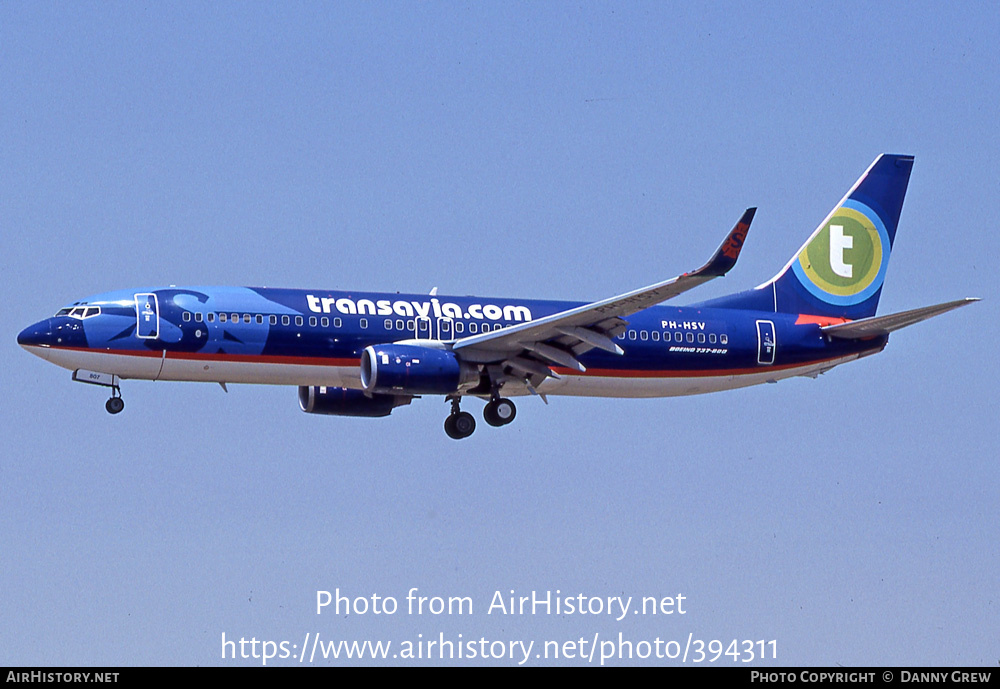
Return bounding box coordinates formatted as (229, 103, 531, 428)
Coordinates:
(550, 353, 852, 378)
(49, 345, 359, 368)
(47, 345, 856, 379)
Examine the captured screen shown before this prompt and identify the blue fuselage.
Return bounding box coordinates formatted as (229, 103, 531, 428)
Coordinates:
(18, 285, 885, 398)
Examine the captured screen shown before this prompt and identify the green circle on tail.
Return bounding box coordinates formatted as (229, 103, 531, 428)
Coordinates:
(797, 206, 883, 298)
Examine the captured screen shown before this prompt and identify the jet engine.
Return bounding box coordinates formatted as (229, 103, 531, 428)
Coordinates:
(361, 344, 479, 395)
(298, 386, 410, 417)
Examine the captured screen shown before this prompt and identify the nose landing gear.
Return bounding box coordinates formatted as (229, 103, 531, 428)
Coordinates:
(105, 390, 125, 415)
(72, 369, 125, 415)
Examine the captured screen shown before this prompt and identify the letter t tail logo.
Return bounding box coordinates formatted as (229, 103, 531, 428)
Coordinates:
(829, 224, 854, 278)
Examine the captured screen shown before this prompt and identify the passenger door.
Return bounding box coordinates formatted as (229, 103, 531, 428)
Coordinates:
(135, 293, 159, 339)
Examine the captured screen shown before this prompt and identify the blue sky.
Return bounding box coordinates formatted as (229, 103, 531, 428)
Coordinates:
(2, 2, 997, 666)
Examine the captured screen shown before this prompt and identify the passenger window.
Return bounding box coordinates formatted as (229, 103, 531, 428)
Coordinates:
(384, 319, 393, 330)
(709, 333, 716, 344)
(469, 323, 478, 334)
(207, 313, 215, 323)
(309, 316, 317, 327)
(281, 315, 290, 326)
(232, 313, 239, 323)
(395, 319, 404, 331)
(360, 318, 368, 329)
(675, 332, 683, 342)
(628, 331, 636, 340)
(321, 317, 329, 327)
(698, 333, 705, 343)
(243, 314, 251, 324)
(720, 334, 728, 345)
(640, 331, 648, 341)
(256, 315, 264, 324)
(269, 315, 277, 325)
(295, 316, 303, 326)
(334, 318, 342, 328)
(686, 332, 694, 343)
(219, 313, 227, 323)
(195, 312, 203, 323)
(183, 312, 191, 322)
(652, 331, 660, 341)
(455, 322, 464, 334)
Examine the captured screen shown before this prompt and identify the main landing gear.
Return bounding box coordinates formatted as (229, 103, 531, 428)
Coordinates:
(444, 397, 476, 440)
(444, 393, 517, 440)
(484, 397, 516, 427)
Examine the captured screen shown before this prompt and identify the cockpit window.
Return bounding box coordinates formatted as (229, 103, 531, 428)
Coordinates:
(55, 306, 101, 319)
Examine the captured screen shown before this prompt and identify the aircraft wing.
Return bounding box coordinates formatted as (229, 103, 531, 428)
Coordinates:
(821, 298, 979, 339)
(452, 208, 756, 377)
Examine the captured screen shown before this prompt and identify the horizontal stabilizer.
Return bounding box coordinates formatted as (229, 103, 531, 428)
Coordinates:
(821, 298, 979, 339)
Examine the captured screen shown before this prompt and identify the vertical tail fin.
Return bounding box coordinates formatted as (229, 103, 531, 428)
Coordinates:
(766, 154, 914, 319)
(695, 155, 914, 320)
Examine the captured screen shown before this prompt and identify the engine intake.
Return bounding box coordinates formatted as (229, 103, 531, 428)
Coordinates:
(298, 386, 410, 417)
(361, 344, 479, 395)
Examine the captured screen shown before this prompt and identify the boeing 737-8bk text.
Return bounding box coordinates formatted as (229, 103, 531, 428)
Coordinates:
(18, 155, 977, 438)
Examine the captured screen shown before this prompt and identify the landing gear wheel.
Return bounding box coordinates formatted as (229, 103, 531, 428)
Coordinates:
(444, 411, 476, 439)
(105, 396, 125, 415)
(484, 398, 516, 426)
(453, 411, 476, 438)
(444, 414, 459, 439)
(495, 398, 515, 425)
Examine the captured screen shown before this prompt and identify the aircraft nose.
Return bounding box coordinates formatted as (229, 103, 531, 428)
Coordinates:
(17, 318, 54, 349)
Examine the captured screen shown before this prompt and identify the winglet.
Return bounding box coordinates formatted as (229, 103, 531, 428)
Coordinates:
(697, 207, 756, 277)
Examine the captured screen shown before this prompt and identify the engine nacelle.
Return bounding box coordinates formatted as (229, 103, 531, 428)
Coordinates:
(361, 343, 479, 395)
(298, 386, 410, 417)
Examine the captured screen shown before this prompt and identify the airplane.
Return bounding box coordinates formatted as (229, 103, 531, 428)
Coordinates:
(18, 154, 977, 439)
